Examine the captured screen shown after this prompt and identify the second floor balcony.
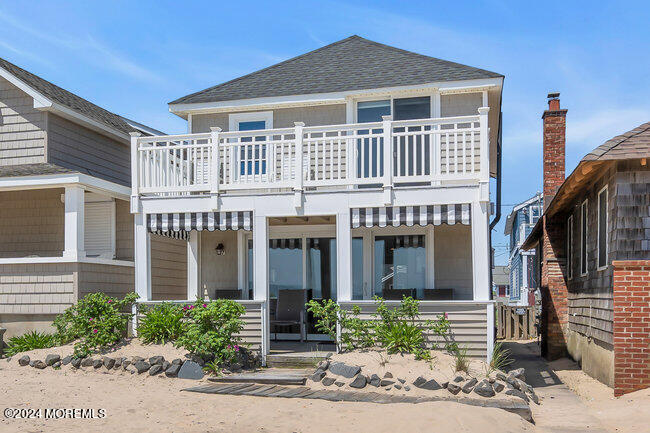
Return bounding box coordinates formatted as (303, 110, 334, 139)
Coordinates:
(131, 108, 490, 198)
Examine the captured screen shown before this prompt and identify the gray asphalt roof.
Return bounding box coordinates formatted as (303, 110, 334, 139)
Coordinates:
(582, 121, 650, 162)
(170, 35, 503, 105)
(0, 57, 135, 136)
(0, 163, 80, 178)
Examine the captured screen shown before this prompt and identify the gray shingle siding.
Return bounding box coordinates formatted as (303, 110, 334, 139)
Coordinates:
(171, 36, 502, 105)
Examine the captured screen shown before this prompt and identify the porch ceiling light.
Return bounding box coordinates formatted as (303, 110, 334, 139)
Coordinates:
(215, 243, 225, 256)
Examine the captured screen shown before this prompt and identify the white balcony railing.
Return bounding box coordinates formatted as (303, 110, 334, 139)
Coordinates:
(131, 108, 489, 197)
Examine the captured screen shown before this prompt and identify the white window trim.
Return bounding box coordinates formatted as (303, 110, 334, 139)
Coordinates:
(228, 111, 273, 131)
(597, 185, 609, 271)
(580, 199, 588, 276)
(567, 214, 573, 280)
(84, 197, 116, 259)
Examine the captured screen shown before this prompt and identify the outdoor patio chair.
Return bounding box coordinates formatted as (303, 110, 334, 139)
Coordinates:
(423, 289, 454, 300)
(270, 289, 307, 342)
(214, 289, 242, 300)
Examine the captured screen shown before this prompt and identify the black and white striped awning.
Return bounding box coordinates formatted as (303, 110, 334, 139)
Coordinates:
(147, 211, 253, 234)
(151, 229, 189, 240)
(351, 204, 471, 228)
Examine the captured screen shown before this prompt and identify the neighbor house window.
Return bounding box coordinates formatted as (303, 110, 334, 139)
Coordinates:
(567, 215, 573, 279)
(580, 200, 588, 275)
(597, 186, 608, 269)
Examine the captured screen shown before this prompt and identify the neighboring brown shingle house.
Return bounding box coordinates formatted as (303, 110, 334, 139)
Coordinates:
(523, 94, 650, 396)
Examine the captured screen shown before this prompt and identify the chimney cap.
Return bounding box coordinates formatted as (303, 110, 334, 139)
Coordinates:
(547, 92, 560, 99)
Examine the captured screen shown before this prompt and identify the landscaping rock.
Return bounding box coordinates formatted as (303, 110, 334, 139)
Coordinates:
(334, 381, 345, 387)
(317, 360, 330, 371)
(81, 358, 94, 367)
(380, 379, 395, 387)
(442, 381, 449, 389)
(134, 361, 151, 374)
(404, 385, 411, 391)
(461, 378, 478, 394)
(398, 378, 405, 384)
(149, 364, 163, 376)
(114, 357, 123, 368)
(528, 390, 540, 405)
(177, 361, 204, 380)
(383, 372, 393, 378)
(322, 376, 336, 386)
(310, 369, 326, 382)
(496, 372, 508, 382)
(103, 357, 115, 370)
(122, 360, 132, 370)
(510, 368, 526, 382)
(52, 361, 61, 369)
(45, 354, 60, 366)
(61, 355, 72, 366)
(18, 355, 30, 366)
(349, 374, 367, 389)
(29, 360, 35, 367)
(419, 379, 442, 391)
(329, 362, 360, 378)
(165, 363, 181, 377)
(473, 379, 495, 397)
(505, 374, 521, 390)
(132, 356, 144, 363)
(369, 374, 381, 387)
(93, 359, 103, 369)
(447, 382, 461, 395)
(453, 375, 465, 383)
(488, 377, 496, 384)
(171, 358, 183, 366)
(187, 354, 205, 367)
(161, 361, 170, 372)
(493, 381, 506, 393)
(413, 376, 427, 387)
(34, 360, 47, 369)
(71, 358, 82, 369)
(149, 356, 165, 366)
(394, 384, 402, 390)
(384, 386, 392, 390)
(505, 389, 529, 403)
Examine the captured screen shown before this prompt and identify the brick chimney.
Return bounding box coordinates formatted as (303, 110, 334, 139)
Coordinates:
(542, 93, 567, 210)
(540, 92, 569, 360)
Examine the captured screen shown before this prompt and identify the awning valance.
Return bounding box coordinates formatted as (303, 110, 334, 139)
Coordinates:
(147, 211, 253, 233)
(351, 204, 471, 228)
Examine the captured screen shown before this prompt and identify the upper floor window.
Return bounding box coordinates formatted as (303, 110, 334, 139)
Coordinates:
(393, 96, 431, 120)
(567, 215, 573, 279)
(597, 186, 608, 269)
(357, 100, 390, 123)
(229, 112, 273, 176)
(580, 199, 588, 275)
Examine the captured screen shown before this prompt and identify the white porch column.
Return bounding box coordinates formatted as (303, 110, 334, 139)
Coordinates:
(134, 213, 151, 301)
(63, 185, 85, 260)
(253, 215, 269, 362)
(187, 231, 201, 301)
(336, 210, 353, 301)
(471, 201, 491, 301)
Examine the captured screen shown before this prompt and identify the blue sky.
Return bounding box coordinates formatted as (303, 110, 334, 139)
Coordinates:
(1, 1, 648, 265)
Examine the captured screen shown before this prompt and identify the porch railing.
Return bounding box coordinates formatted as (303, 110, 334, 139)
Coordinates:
(132, 108, 489, 196)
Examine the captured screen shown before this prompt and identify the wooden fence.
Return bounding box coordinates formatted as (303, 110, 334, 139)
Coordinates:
(496, 304, 538, 340)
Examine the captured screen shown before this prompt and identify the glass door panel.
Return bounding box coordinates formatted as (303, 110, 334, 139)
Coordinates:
(374, 235, 426, 299)
(306, 238, 337, 301)
(268, 238, 303, 299)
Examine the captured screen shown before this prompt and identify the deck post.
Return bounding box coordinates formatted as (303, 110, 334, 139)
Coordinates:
(129, 132, 142, 213)
(133, 212, 151, 335)
(471, 200, 493, 362)
(382, 115, 393, 205)
(187, 231, 201, 301)
(478, 106, 490, 187)
(210, 127, 222, 210)
(253, 215, 269, 361)
(63, 185, 85, 260)
(336, 209, 353, 302)
(293, 122, 305, 209)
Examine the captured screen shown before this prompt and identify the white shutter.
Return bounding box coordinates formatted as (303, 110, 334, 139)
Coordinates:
(85, 200, 115, 258)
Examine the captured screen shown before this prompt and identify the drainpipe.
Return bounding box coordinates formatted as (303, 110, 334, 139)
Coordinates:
(488, 110, 503, 300)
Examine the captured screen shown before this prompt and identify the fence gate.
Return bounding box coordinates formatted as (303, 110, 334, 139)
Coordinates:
(497, 304, 538, 340)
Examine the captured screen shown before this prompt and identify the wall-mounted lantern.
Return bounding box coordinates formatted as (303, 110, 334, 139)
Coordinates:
(215, 243, 225, 256)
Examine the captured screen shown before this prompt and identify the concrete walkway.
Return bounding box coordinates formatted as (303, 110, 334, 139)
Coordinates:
(503, 341, 611, 433)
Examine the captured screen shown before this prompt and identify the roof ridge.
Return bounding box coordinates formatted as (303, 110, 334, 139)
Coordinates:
(169, 35, 362, 105)
(599, 121, 650, 158)
(0, 55, 134, 135)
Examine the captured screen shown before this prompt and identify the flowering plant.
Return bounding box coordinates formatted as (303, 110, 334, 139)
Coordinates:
(53, 292, 139, 358)
(174, 299, 245, 367)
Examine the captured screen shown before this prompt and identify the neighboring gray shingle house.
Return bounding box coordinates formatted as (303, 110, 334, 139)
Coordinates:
(523, 94, 650, 395)
(0, 57, 185, 339)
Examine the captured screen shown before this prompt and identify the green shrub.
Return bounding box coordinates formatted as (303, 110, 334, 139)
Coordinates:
(5, 331, 58, 356)
(372, 296, 430, 360)
(427, 313, 457, 352)
(174, 299, 245, 367)
(137, 302, 184, 344)
(487, 341, 513, 375)
(306, 299, 374, 352)
(453, 345, 470, 373)
(53, 292, 139, 358)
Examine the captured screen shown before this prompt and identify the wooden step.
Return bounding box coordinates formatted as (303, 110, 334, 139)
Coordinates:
(266, 353, 331, 368)
(208, 369, 311, 386)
